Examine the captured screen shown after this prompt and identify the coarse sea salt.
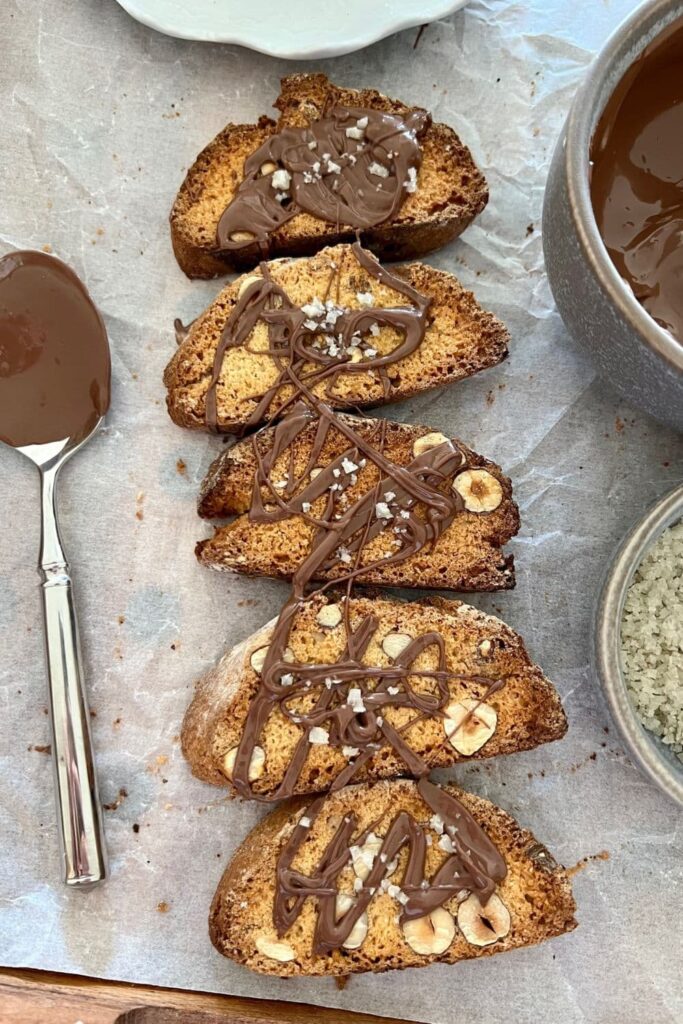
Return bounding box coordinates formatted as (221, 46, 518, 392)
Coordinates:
(620, 520, 683, 761)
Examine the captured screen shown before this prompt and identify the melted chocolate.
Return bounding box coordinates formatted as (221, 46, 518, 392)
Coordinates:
(205, 242, 429, 433)
(274, 778, 507, 954)
(211, 248, 507, 802)
(0, 250, 110, 447)
(216, 105, 428, 252)
(591, 18, 683, 342)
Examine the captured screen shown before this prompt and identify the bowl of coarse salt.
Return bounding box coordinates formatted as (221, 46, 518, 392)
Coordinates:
(594, 484, 683, 805)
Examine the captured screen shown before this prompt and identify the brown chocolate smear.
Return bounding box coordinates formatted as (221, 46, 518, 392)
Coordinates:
(203, 245, 510, 802)
(273, 777, 507, 954)
(205, 242, 430, 434)
(591, 18, 683, 342)
(216, 106, 428, 251)
(0, 250, 110, 447)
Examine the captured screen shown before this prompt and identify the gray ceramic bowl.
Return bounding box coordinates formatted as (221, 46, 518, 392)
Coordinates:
(543, 0, 683, 433)
(593, 484, 683, 805)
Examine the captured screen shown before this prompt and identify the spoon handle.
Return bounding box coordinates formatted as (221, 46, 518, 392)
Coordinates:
(39, 463, 107, 887)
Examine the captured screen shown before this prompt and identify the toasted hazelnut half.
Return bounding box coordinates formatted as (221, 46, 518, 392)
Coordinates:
(453, 469, 503, 513)
(260, 160, 278, 176)
(382, 632, 412, 659)
(412, 432, 449, 458)
(351, 832, 383, 880)
(317, 603, 342, 628)
(335, 893, 369, 950)
(444, 699, 497, 755)
(229, 230, 256, 243)
(457, 893, 510, 947)
(250, 646, 269, 674)
(402, 907, 455, 955)
(223, 744, 265, 782)
(255, 934, 296, 962)
(237, 275, 262, 298)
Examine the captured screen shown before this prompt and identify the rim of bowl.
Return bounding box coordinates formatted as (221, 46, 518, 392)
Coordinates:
(564, 0, 683, 377)
(593, 484, 683, 806)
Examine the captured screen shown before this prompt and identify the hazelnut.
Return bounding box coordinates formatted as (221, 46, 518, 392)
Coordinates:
(444, 699, 497, 756)
(250, 646, 269, 674)
(254, 934, 296, 962)
(335, 893, 369, 950)
(452, 469, 503, 513)
(402, 907, 455, 955)
(412, 432, 449, 458)
(316, 603, 342, 628)
(237, 275, 261, 298)
(382, 632, 413, 659)
(351, 832, 383, 880)
(457, 892, 510, 947)
(223, 744, 265, 782)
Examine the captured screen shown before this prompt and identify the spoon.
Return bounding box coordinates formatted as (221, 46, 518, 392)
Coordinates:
(0, 250, 110, 888)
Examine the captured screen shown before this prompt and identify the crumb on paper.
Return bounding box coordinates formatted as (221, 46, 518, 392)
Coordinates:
(567, 850, 610, 877)
(41, 244, 52, 253)
(103, 787, 128, 812)
(157, 901, 170, 913)
(526, 223, 534, 236)
(28, 744, 52, 755)
(132, 823, 140, 834)
(176, 458, 187, 475)
(117, 615, 125, 625)
(615, 416, 624, 433)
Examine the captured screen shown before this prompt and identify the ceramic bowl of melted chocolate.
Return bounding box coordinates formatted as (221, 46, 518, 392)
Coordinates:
(543, 0, 683, 433)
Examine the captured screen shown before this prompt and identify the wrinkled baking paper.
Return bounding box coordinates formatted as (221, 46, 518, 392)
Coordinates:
(1, 1, 682, 1021)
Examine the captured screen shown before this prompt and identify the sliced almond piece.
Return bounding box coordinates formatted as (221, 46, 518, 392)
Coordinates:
(237, 275, 262, 297)
(444, 699, 497, 755)
(350, 832, 383, 880)
(316, 603, 342, 628)
(254, 934, 296, 962)
(229, 230, 256, 243)
(260, 160, 278, 176)
(457, 892, 510, 947)
(412, 432, 449, 457)
(335, 894, 369, 950)
(452, 469, 503, 513)
(223, 744, 265, 782)
(478, 638, 493, 657)
(402, 907, 455, 955)
(310, 467, 323, 480)
(382, 632, 413, 659)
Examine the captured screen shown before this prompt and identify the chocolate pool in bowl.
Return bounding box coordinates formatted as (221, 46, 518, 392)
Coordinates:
(543, 0, 683, 433)
(591, 19, 683, 345)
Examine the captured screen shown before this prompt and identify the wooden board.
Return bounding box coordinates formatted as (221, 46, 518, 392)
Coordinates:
(0, 968, 418, 1024)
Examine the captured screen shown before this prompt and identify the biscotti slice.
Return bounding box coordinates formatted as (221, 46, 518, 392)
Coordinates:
(164, 243, 508, 434)
(171, 74, 487, 278)
(196, 415, 519, 591)
(182, 591, 566, 797)
(209, 777, 577, 976)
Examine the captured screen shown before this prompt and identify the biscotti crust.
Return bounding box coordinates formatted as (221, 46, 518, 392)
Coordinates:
(170, 74, 488, 279)
(209, 778, 577, 977)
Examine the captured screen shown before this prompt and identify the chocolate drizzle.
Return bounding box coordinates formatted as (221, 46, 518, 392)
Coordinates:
(216, 105, 428, 253)
(210, 245, 507, 803)
(274, 778, 507, 954)
(205, 242, 430, 434)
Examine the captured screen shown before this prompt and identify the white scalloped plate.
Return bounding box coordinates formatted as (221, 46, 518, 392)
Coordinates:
(114, 0, 468, 59)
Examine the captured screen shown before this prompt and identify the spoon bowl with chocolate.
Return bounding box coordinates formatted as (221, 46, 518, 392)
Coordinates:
(543, 0, 683, 432)
(0, 249, 109, 887)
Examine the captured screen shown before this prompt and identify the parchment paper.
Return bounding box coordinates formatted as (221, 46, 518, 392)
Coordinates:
(1, 2, 682, 1021)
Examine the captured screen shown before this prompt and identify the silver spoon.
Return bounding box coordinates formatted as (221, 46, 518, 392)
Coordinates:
(0, 250, 110, 888)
